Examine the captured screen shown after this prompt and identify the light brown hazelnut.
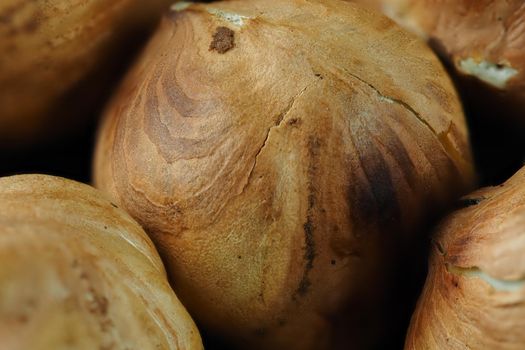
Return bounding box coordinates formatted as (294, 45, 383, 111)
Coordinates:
(0, 174, 203, 350)
(406, 165, 525, 349)
(0, 0, 172, 147)
(94, 0, 476, 348)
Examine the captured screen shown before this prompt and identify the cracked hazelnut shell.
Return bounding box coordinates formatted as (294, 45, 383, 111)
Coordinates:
(406, 166, 525, 349)
(94, 0, 475, 348)
(351, 0, 525, 123)
(0, 0, 171, 147)
(0, 175, 203, 350)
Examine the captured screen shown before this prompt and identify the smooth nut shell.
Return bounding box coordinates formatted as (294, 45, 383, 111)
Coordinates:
(406, 166, 525, 350)
(94, 0, 475, 348)
(0, 0, 171, 146)
(0, 175, 203, 350)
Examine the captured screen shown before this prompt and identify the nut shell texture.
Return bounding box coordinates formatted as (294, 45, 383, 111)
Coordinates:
(352, 0, 525, 117)
(0, 175, 203, 350)
(94, 0, 475, 348)
(0, 0, 171, 145)
(406, 166, 525, 350)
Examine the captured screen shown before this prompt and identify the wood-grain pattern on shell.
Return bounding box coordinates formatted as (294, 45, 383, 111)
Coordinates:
(94, 0, 475, 348)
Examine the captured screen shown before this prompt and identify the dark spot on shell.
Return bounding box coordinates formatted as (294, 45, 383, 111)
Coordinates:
(296, 219, 315, 297)
(21, 16, 39, 33)
(456, 197, 484, 209)
(331, 259, 336, 265)
(295, 137, 321, 297)
(209, 26, 235, 54)
(288, 118, 300, 126)
(98, 297, 109, 315)
(307, 193, 315, 210)
(449, 275, 459, 288)
(237, 255, 242, 259)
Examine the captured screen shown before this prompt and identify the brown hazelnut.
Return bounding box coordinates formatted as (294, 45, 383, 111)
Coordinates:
(94, 0, 476, 348)
(406, 166, 525, 349)
(0, 174, 203, 350)
(0, 0, 171, 147)
(350, 0, 525, 124)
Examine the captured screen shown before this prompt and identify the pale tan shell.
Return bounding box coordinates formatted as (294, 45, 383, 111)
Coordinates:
(94, 0, 475, 348)
(0, 0, 171, 146)
(0, 175, 203, 350)
(406, 166, 525, 350)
